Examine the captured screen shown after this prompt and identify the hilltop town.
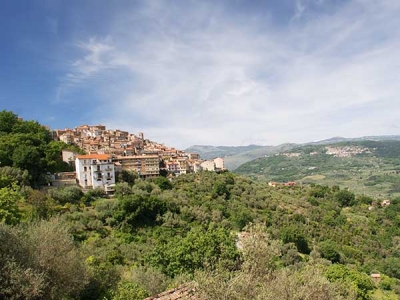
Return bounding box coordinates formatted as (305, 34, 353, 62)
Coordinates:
(53, 124, 225, 191)
(276, 145, 372, 159)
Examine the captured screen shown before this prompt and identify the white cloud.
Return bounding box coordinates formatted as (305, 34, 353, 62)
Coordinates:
(57, 0, 400, 148)
(56, 37, 117, 102)
(292, 0, 307, 20)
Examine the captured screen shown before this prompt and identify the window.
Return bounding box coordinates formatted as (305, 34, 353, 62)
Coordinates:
(84, 166, 87, 172)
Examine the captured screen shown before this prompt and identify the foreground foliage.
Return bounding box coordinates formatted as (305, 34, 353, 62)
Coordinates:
(1, 170, 400, 299)
(1, 111, 400, 299)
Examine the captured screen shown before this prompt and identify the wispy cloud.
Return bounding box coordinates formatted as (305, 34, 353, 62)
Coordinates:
(292, 0, 307, 20)
(56, 0, 400, 148)
(56, 37, 117, 101)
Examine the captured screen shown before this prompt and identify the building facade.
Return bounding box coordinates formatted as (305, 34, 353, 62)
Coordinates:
(200, 160, 215, 171)
(114, 155, 160, 178)
(213, 157, 225, 170)
(75, 154, 115, 189)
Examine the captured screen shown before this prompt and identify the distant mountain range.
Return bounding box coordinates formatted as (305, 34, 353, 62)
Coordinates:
(306, 135, 400, 145)
(185, 135, 400, 170)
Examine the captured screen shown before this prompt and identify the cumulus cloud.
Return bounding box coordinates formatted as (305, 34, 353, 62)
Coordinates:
(57, 0, 400, 148)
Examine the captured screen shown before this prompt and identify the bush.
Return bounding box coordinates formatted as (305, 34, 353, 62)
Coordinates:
(130, 266, 170, 295)
(334, 190, 356, 207)
(0, 218, 88, 299)
(319, 239, 340, 263)
(48, 186, 83, 205)
(0, 186, 21, 225)
(280, 225, 310, 254)
(357, 195, 374, 205)
(111, 281, 149, 300)
(325, 264, 374, 300)
(113, 194, 167, 230)
(309, 185, 331, 198)
(383, 257, 400, 279)
(147, 224, 239, 277)
(115, 182, 133, 197)
(81, 188, 106, 204)
(152, 176, 173, 191)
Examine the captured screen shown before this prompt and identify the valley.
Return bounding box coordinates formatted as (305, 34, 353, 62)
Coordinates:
(235, 140, 400, 199)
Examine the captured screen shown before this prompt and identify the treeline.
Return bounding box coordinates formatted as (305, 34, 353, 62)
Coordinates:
(0, 110, 80, 186)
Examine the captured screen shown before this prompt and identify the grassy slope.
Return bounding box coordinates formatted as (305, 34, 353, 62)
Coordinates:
(235, 140, 400, 198)
(187, 136, 400, 171)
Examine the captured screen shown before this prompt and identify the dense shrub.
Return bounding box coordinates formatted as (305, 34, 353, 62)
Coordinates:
(0, 218, 88, 299)
(334, 190, 356, 207)
(48, 186, 84, 205)
(280, 225, 310, 254)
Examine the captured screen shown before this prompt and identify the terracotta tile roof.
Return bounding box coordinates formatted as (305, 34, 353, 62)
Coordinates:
(76, 154, 110, 160)
(144, 283, 201, 300)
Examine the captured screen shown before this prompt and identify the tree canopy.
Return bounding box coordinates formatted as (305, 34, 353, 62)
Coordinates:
(0, 110, 76, 186)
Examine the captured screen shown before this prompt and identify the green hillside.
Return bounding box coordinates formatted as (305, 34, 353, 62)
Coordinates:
(3, 170, 400, 299)
(3, 111, 400, 299)
(187, 136, 400, 171)
(235, 140, 400, 198)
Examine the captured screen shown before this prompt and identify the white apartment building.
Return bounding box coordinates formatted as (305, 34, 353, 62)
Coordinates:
(200, 160, 215, 171)
(178, 159, 190, 175)
(213, 157, 225, 170)
(75, 154, 115, 189)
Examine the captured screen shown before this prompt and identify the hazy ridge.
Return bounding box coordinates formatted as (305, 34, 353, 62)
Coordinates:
(186, 135, 400, 170)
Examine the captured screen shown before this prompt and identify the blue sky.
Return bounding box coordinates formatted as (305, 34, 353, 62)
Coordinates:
(1, 0, 399, 148)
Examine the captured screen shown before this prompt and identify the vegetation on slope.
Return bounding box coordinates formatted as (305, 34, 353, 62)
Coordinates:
(186, 136, 400, 171)
(0, 110, 81, 186)
(2, 168, 400, 299)
(2, 111, 400, 299)
(235, 141, 400, 198)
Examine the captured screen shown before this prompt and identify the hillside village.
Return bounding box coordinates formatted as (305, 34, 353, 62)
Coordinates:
(277, 145, 372, 158)
(324, 145, 372, 157)
(53, 124, 225, 191)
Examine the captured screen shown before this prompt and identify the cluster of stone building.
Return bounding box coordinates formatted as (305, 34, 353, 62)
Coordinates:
(54, 124, 225, 191)
(276, 146, 372, 159)
(268, 181, 297, 187)
(324, 146, 371, 158)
